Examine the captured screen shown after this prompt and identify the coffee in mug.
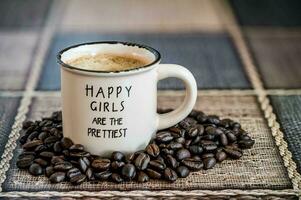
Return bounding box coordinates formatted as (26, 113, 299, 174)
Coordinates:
(58, 41, 197, 156)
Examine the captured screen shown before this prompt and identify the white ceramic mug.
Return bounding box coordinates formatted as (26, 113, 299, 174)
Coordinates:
(58, 41, 197, 156)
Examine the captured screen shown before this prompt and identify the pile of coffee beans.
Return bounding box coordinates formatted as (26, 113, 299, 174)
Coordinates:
(17, 109, 255, 184)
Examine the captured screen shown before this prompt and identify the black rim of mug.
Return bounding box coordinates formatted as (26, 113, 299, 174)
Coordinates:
(57, 41, 161, 74)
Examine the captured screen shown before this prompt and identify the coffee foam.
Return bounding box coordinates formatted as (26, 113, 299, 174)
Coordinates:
(67, 53, 149, 72)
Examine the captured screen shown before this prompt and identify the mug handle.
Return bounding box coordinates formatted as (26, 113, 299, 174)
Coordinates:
(157, 64, 197, 130)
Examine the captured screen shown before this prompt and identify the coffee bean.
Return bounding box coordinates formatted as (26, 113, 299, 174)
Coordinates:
(201, 141, 217, 152)
(165, 155, 178, 169)
(169, 127, 185, 138)
(146, 168, 161, 179)
(22, 121, 34, 129)
(125, 153, 136, 163)
(34, 145, 48, 153)
(215, 151, 227, 162)
(66, 168, 81, 179)
(238, 139, 255, 149)
(189, 145, 203, 155)
(202, 134, 215, 140)
(121, 163, 136, 180)
(23, 140, 43, 150)
(156, 131, 173, 143)
(79, 157, 90, 172)
(226, 132, 237, 143)
(39, 151, 54, 159)
(192, 155, 201, 161)
(167, 142, 183, 150)
(164, 168, 178, 182)
(187, 127, 198, 138)
(205, 126, 217, 135)
(19, 134, 29, 145)
(176, 166, 190, 178)
(161, 148, 174, 155)
(182, 158, 203, 170)
(146, 144, 160, 157)
(95, 170, 112, 180)
(44, 136, 60, 144)
(111, 161, 125, 170)
(17, 155, 34, 169)
(111, 151, 125, 161)
(38, 132, 49, 141)
(45, 166, 54, 177)
(49, 172, 66, 183)
(60, 137, 74, 149)
(207, 115, 220, 125)
(29, 163, 43, 176)
(54, 161, 73, 171)
(219, 133, 228, 146)
(52, 141, 62, 153)
(175, 148, 191, 161)
(224, 146, 243, 159)
(196, 113, 208, 123)
(203, 157, 216, 170)
(51, 156, 64, 165)
(191, 135, 201, 145)
(34, 158, 48, 167)
(134, 153, 150, 170)
(27, 131, 39, 141)
(175, 137, 186, 144)
(111, 173, 123, 183)
(92, 159, 110, 171)
(137, 171, 149, 183)
(202, 153, 215, 159)
(70, 174, 86, 185)
(86, 168, 94, 181)
(149, 160, 166, 171)
(69, 151, 90, 157)
(69, 144, 84, 151)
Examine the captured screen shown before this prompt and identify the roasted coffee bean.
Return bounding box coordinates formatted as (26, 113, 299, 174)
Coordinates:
(79, 157, 90, 172)
(226, 132, 237, 143)
(219, 133, 228, 146)
(121, 164, 136, 180)
(202, 153, 215, 159)
(22, 121, 34, 129)
(69, 144, 84, 151)
(182, 158, 203, 170)
(38, 132, 49, 141)
(166, 155, 178, 169)
(167, 142, 183, 150)
(184, 139, 192, 148)
(17, 155, 34, 169)
(54, 161, 73, 171)
(27, 131, 39, 141)
(34, 145, 47, 153)
(69, 151, 90, 157)
(164, 168, 178, 182)
(196, 112, 207, 123)
(156, 131, 173, 143)
(207, 115, 220, 125)
(49, 172, 66, 183)
(238, 134, 251, 141)
(85, 168, 94, 181)
(238, 139, 255, 149)
(53, 141, 62, 153)
(176, 166, 190, 178)
(111, 173, 123, 183)
(92, 159, 111, 171)
(45, 166, 54, 177)
(51, 156, 64, 165)
(169, 127, 185, 138)
(146, 168, 162, 179)
(23, 140, 43, 150)
(175, 148, 191, 160)
(70, 174, 86, 185)
(66, 168, 81, 179)
(111, 151, 125, 161)
(224, 146, 243, 159)
(215, 151, 227, 162)
(34, 158, 48, 167)
(161, 148, 174, 155)
(146, 143, 160, 157)
(19, 134, 29, 145)
(111, 161, 125, 170)
(187, 127, 198, 138)
(95, 170, 112, 180)
(134, 153, 150, 170)
(192, 155, 201, 161)
(191, 135, 201, 145)
(175, 137, 186, 144)
(201, 141, 217, 152)
(137, 171, 149, 183)
(203, 157, 216, 170)
(189, 110, 199, 118)
(202, 134, 215, 140)
(125, 153, 136, 163)
(39, 151, 54, 159)
(29, 163, 43, 176)
(44, 136, 60, 144)
(205, 126, 217, 135)
(189, 145, 203, 155)
(220, 119, 231, 128)
(18, 151, 35, 159)
(60, 137, 74, 149)
(232, 122, 241, 129)
(149, 160, 166, 171)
